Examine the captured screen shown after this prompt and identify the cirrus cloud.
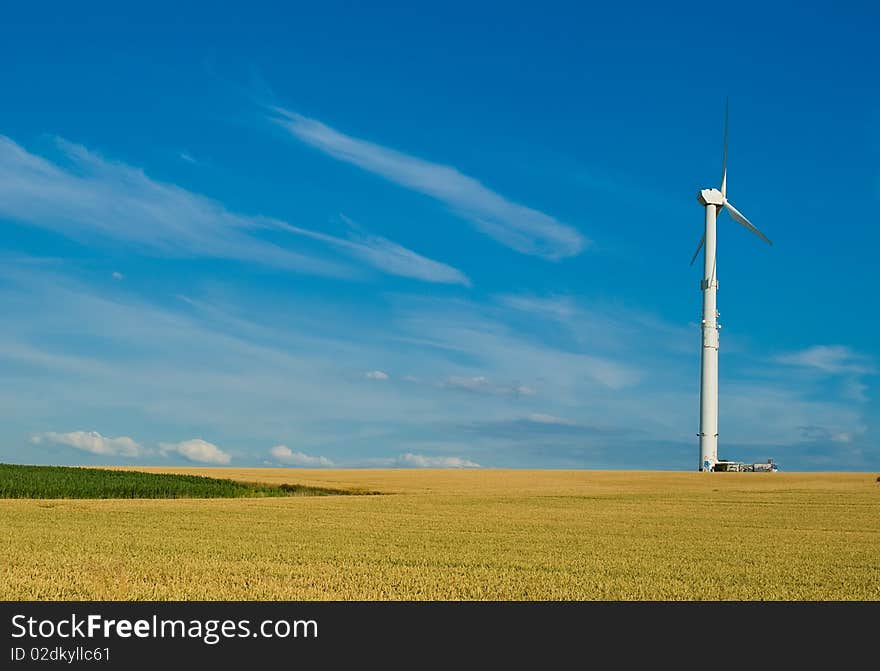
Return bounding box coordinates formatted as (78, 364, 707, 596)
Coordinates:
(526, 413, 575, 426)
(268, 107, 587, 260)
(776, 345, 873, 375)
(0, 135, 468, 286)
(441, 375, 535, 396)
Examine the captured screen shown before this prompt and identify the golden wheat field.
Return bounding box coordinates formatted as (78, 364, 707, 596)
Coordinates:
(1, 469, 878, 600)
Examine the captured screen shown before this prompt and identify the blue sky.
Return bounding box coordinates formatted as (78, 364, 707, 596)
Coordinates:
(1, 1, 877, 470)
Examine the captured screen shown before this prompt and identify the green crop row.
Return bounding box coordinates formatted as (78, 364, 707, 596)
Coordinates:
(0, 463, 359, 499)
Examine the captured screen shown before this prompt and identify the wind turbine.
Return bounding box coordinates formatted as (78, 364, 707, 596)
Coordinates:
(690, 100, 771, 472)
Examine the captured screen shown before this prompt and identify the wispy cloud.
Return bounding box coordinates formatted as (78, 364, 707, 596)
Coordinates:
(276, 216, 470, 285)
(776, 345, 873, 375)
(178, 151, 201, 165)
(719, 381, 866, 448)
(842, 379, 868, 403)
(0, 135, 344, 276)
(0, 135, 468, 285)
(526, 413, 575, 426)
(797, 426, 863, 445)
(31, 430, 144, 457)
(499, 294, 577, 322)
(365, 370, 390, 380)
(269, 107, 587, 259)
(159, 439, 231, 464)
(268, 445, 334, 466)
(407, 299, 640, 391)
(3, 265, 874, 470)
(394, 453, 481, 468)
(441, 375, 535, 396)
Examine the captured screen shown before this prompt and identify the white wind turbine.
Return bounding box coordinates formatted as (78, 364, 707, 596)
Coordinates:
(691, 100, 771, 472)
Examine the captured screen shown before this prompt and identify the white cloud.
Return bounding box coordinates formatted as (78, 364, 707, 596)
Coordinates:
(500, 295, 576, 322)
(111, 271, 124, 281)
(527, 413, 575, 425)
(396, 453, 481, 468)
(341, 232, 470, 285)
(721, 382, 865, 448)
(159, 438, 231, 464)
(0, 135, 467, 285)
(442, 375, 494, 393)
(441, 375, 536, 397)
(4, 264, 873, 471)
(276, 216, 470, 286)
(776, 345, 873, 375)
(0, 135, 345, 276)
(365, 370, 389, 380)
(269, 444, 334, 467)
(443, 375, 490, 391)
(406, 297, 641, 391)
(269, 107, 587, 259)
(31, 430, 143, 457)
(842, 379, 868, 402)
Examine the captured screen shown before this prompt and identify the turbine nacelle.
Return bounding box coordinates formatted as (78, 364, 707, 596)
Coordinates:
(697, 188, 724, 207)
(689, 188, 770, 265)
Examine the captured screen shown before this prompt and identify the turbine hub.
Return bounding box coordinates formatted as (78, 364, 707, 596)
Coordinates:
(697, 188, 724, 206)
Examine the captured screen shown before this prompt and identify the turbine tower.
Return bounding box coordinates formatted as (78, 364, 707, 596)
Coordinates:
(690, 100, 771, 472)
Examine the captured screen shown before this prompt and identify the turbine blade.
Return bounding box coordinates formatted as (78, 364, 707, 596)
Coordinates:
(689, 234, 705, 266)
(724, 199, 772, 245)
(720, 97, 728, 198)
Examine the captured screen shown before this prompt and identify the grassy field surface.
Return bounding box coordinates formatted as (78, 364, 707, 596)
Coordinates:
(0, 463, 360, 498)
(2, 468, 878, 600)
